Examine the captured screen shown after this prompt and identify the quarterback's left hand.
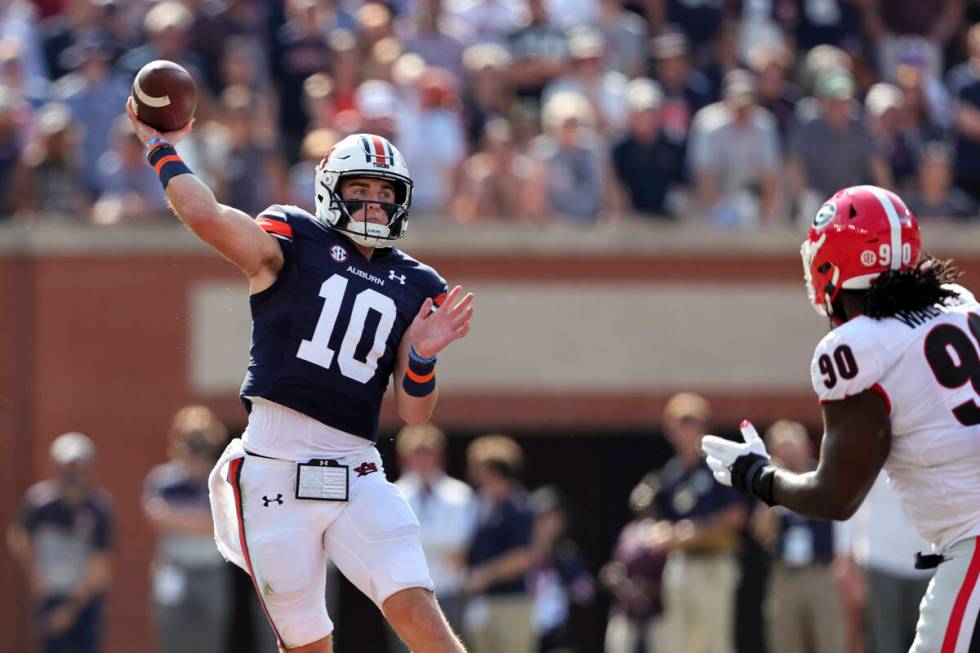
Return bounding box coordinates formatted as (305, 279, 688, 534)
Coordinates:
(700, 421, 771, 490)
(408, 285, 474, 359)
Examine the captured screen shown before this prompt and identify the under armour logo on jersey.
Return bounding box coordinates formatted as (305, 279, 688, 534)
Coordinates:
(389, 270, 406, 285)
(262, 494, 283, 507)
(353, 462, 378, 477)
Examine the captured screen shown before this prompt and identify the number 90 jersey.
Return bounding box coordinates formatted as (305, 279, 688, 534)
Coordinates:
(240, 205, 448, 443)
(810, 284, 980, 551)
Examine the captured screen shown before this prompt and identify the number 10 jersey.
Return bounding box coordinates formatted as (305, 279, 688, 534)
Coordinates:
(240, 205, 448, 445)
(810, 284, 980, 551)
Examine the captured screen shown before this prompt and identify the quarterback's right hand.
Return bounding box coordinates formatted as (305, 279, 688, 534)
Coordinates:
(125, 96, 194, 146)
(701, 421, 777, 504)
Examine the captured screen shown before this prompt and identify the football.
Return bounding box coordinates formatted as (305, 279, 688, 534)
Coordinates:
(131, 60, 197, 132)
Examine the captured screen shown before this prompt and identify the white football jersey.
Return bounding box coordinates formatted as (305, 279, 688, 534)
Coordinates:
(810, 285, 980, 552)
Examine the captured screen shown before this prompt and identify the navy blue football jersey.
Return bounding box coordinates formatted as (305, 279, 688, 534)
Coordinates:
(240, 205, 448, 441)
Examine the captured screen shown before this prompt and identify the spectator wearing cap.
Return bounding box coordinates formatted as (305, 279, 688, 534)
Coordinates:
(542, 25, 629, 136)
(504, 0, 568, 103)
(648, 393, 746, 653)
(601, 475, 668, 653)
(452, 118, 534, 221)
(463, 434, 535, 653)
(611, 78, 686, 219)
(49, 28, 130, 194)
(399, 66, 467, 215)
(687, 69, 782, 227)
(13, 101, 92, 220)
(865, 82, 920, 191)
(143, 406, 231, 653)
(391, 424, 477, 651)
(903, 142, 978, 220)
(648, 31, 713, 148)
(750, 420, 847, 653)
(525, 91, 617, 223)
(788, 67, 890, 220)
(947, 23, 980, 203)
(527, 486, 595, 653)
(354, 78, 401, 142)
(7, 432, 114, 653)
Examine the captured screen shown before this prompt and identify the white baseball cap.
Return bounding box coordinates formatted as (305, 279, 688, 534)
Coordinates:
(50, 432, 95, 464)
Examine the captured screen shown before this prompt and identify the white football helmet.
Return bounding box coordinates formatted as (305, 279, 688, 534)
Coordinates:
(314, 133, 413, 247)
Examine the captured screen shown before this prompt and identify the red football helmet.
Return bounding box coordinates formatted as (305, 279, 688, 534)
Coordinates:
(801, 185, 921, 318)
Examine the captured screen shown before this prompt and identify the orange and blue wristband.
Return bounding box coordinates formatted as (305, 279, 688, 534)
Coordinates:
(403, 346, 436, 397)
(145, 138, 191, 189)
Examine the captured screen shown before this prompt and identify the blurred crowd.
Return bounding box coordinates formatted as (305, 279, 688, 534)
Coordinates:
(9, 396, 933, 653)
(0, 0, 975, 226)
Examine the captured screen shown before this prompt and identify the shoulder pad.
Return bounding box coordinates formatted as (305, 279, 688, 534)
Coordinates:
(810, 321, 884, 402)
(255, 204, 316, 243)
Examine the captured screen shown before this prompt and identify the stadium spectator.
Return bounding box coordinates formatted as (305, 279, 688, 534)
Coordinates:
(904, 141, 977, 221)
(7, 432, 113, 653)
(399, 66, 467, 215)
(527, 485, 595, 653)
(601, 475, 667, 653)
(648, 31, 713, 148)
(596, 0, 648, 79)
(452, 0, 522, 46)
(210, 85, 286, 216)
(750, 420, 846, 653)
(652, 392, 746, 653)
(92, 115, 168, 224)
(218, 36, 277, 148)
(655, 0, 730, 65)
(611, 78, 687, 219)
(453, 117, 533, 220)
(865, 82, 920, 191)
(392, 424, 477, 651)
(354, 78, 401, 142)
(747, 43, 803, 144)
(505, 0, 568, 103)
(402, 0, 467, 79)
(0, 0, 48, 85)
(13, 101, 91, 220)
(525, 91, 616, 222)
(894, 44, 953, 142)
(142, 406, 229, 653)
(839, 472, 934, 653)
(1, 37, 49, 108)
(49, 29, 129, 194)
(116, 2, 205, 88)
(288, 127, 339, 213)
(788, 67, 890, 222)
(269, 0, 335, 162)
(0, 86, 28, 218)
(463, 434, 535, 653)
(947, 22, 980, 202)
(459, 42, 513, 150)
(542, 25, 629, 136)
(862, 0, 965, 83)
(687, 69, 781, 227)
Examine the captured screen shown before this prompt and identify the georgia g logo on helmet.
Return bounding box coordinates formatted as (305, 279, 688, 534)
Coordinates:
(801, 185, 922, 319)
(313, 134, 414, 248)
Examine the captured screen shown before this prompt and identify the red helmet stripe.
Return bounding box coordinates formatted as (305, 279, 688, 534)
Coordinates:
(865, 186, 903, 271)
(371, 136, 387, 160)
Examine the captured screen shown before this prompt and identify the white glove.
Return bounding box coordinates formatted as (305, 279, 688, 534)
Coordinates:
(700, 420, 771, 487)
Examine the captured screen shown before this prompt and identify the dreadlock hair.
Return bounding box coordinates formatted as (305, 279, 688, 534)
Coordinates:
(840, 254, 962, 320)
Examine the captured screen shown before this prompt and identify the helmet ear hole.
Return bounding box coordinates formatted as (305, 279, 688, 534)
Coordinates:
(849, 204, 858, 219)
(818, 263, 831, 273)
